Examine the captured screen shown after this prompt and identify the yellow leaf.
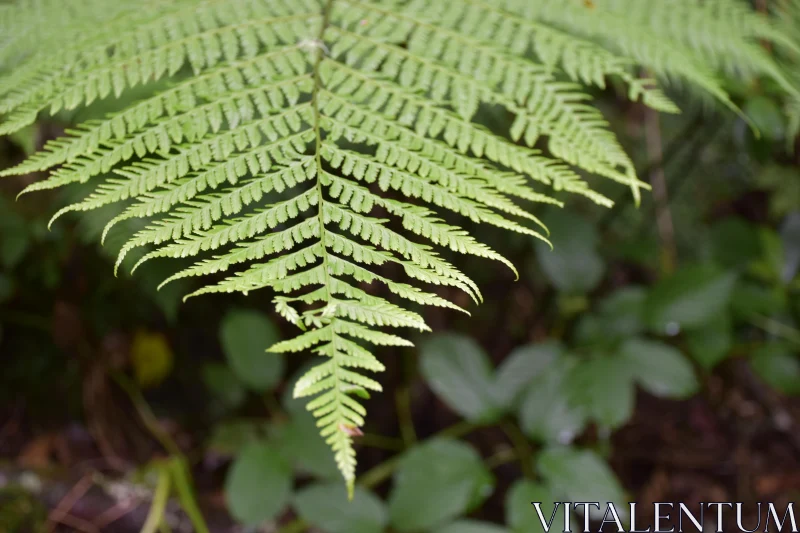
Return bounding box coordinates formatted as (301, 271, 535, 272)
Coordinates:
(131, 331, 174, 389)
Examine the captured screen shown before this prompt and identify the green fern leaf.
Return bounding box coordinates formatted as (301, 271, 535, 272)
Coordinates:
(1, 0, 797, 495)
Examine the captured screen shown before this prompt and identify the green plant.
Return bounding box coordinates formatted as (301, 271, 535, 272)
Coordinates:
(1, 0, 798, 494)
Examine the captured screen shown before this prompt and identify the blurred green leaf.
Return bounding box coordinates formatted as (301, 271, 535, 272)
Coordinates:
(0, 219, 30, 269)
(272, 411, 340, 480)
(201, 363, 247, 411)
(130, 330, 174, 389)
(0, 274, 13, 304)
(731, 281, 787, 319)
(281, 359, 320, 415)
(518, 355, 586, 445)
(620, 338, 699, 399)
(494, 341, 560, 410)
(388, 438, 494, 532)
(686, 313, 732, 369)
(751, 228, 785, 283)
(744, 96, 785, 141)
(576, 287, 648, 346)
(220, 309, 284, 392)
(435, 521, 509, 533)
(536, 210, 605, 294)
(710, 217, 762, 269)
(756, 165, 800, 219)
(645, 264, 736, 334)
(420, 334, 502, 423)
(538, 447, 627, 521)
(780, 213, 800, 283)
(7, 125, 37, 155)
(206, 419, 264, 456)
(506, 481, 567, 533)
(567, 356, 634, 430)
(597, 287, 648, 337)
(225, 441, 292, 526)
(294, 483, 387, 533)
(751, 344, 800, 395)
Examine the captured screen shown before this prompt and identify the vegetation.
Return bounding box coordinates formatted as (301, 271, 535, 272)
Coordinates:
(1, 0, 799, 531)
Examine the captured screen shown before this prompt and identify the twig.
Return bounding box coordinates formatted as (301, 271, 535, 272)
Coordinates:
(92, 498, 139, 529)
(52, 512, 101, 533)
(599, 113, 706, 230)
(46, 473, 94, 533)
(749, 313, 800, 346)
(485, 447, 518, 470)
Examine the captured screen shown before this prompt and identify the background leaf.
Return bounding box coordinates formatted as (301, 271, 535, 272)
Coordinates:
(506, 481, 568, 533)
(201, 363, 247, 411)
(535, 210, 605, 294)
(709, 217, 762, 269)
(435, 521, 509, 533)
(219, 309, 284, 392)
(518, 355, 586, 445)
(751, 344, 800, 395)
(538, 447, 627, 521)
(686, 313, 733, 369)
(224, 441, 292, 526)
(645, 264, 736, 334)
(620, 338, 699, 399)
(388, 438, 494, 532)
(493, 341, 561, 410)
(567, 355, 634, 430)
(294, 483, 387, 533)
(420, 334, 502, 422)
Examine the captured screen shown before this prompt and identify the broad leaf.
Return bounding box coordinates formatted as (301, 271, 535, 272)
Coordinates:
(780, 212, 800, 283)
(538, 447, 627, 521)
(201, 363, 247, 411)
(506, 481, 568, 533)
(518, 355, 586, 444)
(620, 338, 699, 399)
(731, 281, 787, 319)
(206, 419, 265, 456)
(435, 521, 509, 533)
(420, 334, 501, 422)
(220, 309, 284, 392)
(710, 217, 762, 269)
(388, 438, 494, 532)
(536, 210, 605, 294)
(225, 442, 292, 526)
(686, 313, 732, 369)
(294, 483, 387, 533)
(645, 264, 736, 334)
(751, 344, 800, 395)
(494, 341, 561, 410)
(567, 355, 634, 430)
(574, 287, 648, 347)
(272, 411, 340, 480)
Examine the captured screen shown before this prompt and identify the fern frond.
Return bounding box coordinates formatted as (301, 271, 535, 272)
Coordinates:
(2, 0, 796, 494)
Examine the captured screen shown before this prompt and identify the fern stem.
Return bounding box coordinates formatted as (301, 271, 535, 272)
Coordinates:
(311, 0, 335, 307)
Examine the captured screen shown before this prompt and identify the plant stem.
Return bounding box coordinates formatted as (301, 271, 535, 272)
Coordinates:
(395, 386, 417, 447)
(500, 420, 535, 478)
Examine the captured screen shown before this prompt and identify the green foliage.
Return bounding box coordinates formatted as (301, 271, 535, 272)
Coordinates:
(387, 438, 494, 532)
(644, 264, 736, 334)
(224, 441, 293, 525)
(1, 0, 798, 492)
(294, 483, 388, 533)
(537, 447, 627, 520)
(220, 308, 284, 390)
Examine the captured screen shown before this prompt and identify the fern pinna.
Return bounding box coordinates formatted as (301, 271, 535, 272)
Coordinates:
(1, 0, 796, 493)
